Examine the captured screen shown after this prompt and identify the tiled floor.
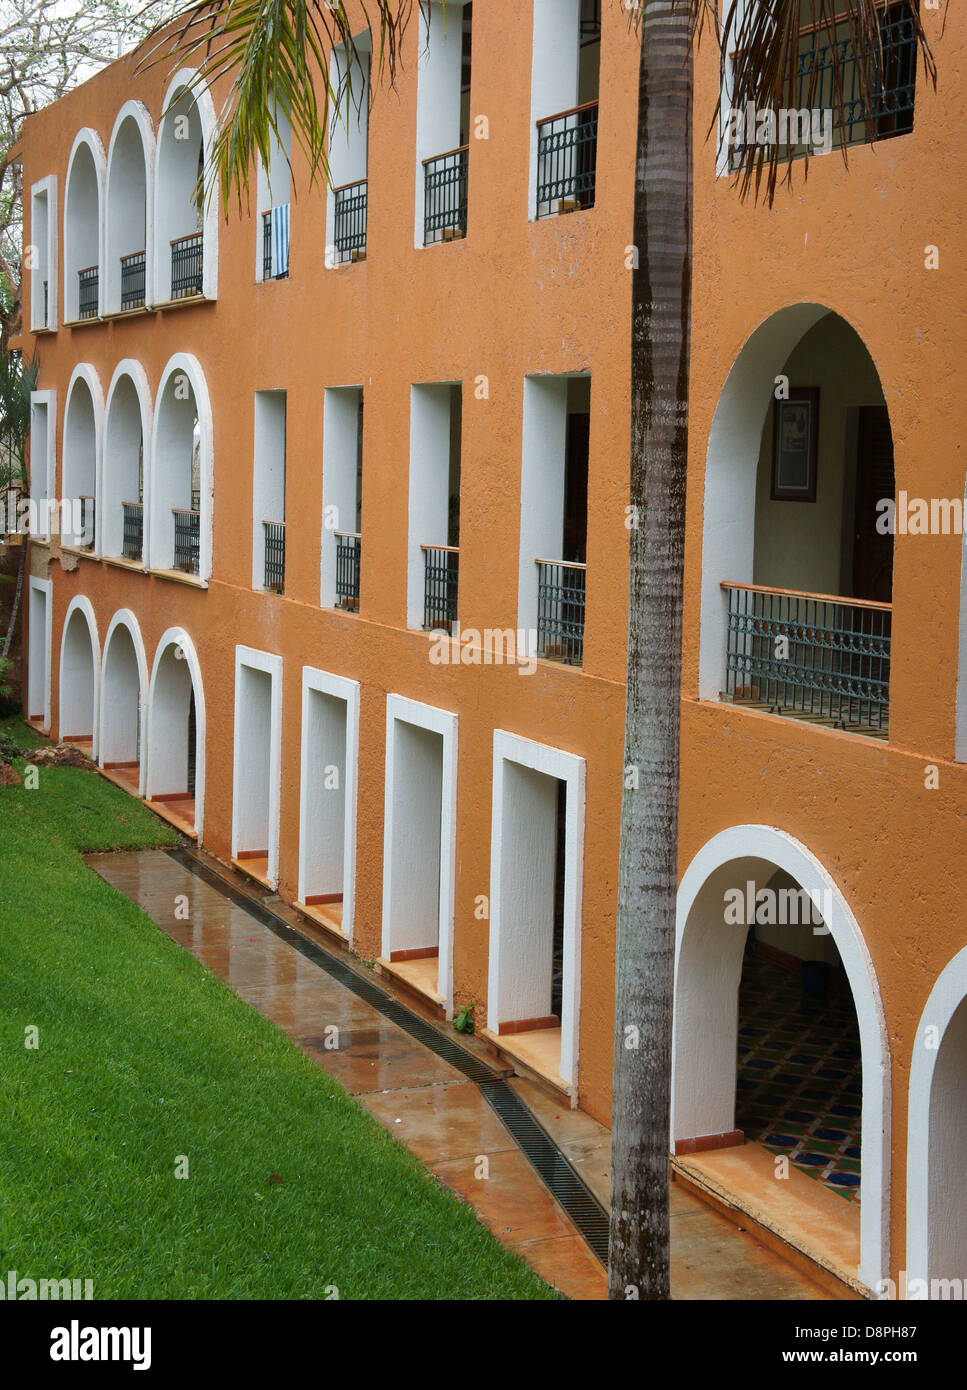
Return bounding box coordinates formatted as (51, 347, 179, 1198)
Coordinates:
(90, 847, 837, 1300)
(736, 948, 862, 1202)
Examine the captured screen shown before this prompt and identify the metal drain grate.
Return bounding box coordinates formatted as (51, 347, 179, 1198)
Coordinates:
(165, 845, 610, 1265)
(479, 1080, 610, 1263)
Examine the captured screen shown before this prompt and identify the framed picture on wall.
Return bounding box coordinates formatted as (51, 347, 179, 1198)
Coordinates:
(771, 387, 819, 502)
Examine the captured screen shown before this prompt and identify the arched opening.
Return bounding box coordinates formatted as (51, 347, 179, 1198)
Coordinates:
(99, 612, 147, 795)
(700, 305, 895, 739)
(103, 363, 150, 563)
(146, 628, 205, 838)
(63, 132, 104, 321)
(106, 105, 152, 313)
(59, 598, 99, 753)
(62, 367, 102, 550)
(674, 825, 890, 1291)
(154, 72, 217, 302)
(906, 946, 967, 1297)
(149, 355, 211, 579)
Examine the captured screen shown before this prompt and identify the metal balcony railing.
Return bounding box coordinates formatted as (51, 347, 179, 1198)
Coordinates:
(262, 208, 290, 280)
(421, 544, 458, 632)
(78, 494, 95, 550)
(78, 266, 99, 319)
(722, 582, 891, 736)
(120, 251, 146, 310)
(536, 559, 587, 665)
(423, 146, 468, 245)
(536, 102, 598, 219)
(263, 519, 285, 593)
(122, 501, 143, 560)
(728, 2, 916, 168)
(333, 180, 368, 263)
(172, 507, 200, 574)
(334, 530, 361, 611)
(171, 233, 203, 299)
(42, 279, 48, 325)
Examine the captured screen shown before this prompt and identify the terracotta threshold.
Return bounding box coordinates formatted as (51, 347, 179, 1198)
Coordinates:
(672, 1142, 868, 1299)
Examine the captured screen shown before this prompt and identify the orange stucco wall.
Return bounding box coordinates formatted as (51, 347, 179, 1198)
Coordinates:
(17, 0, 967, 1284)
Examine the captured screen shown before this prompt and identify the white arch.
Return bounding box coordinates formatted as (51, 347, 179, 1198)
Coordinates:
(146, 626, 206, 839)
(62, 364, 104, 551)
(906, 945, 967, 1296)
(103, 360, 152, 562)
(153, 69, 219, 302)
(698, 302, 899, 699)
(105, 101, 155, 313)
(148, 353, 213, 581)
(673, 823, 891, 1291)
(98, 608, 149, 796)
(63, 128, 106, 321)
(58, 595, 99, 752)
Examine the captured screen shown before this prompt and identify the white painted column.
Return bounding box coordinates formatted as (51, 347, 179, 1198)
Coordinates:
(518, 375, 567, 651)
(413, 1, 465, 246)
(321, 387, 361, 606)
(407, 384, 453, 629)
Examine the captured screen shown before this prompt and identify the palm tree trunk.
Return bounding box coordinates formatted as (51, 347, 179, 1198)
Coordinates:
(2, 536, 25, 662)
(608, 0, 693, 1300)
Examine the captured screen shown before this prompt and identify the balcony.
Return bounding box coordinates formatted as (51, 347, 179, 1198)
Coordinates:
(729, 2, 916, 167)
(78, 495, 95, 551)
(77, 266, 99, 319)
(721, 582, 891, 738)
(120, 251, 146, 310)
(262, 207, 290, 280)
(333, 180, 368, 264)
(122, 502, 143, 561)
(535, 102, 598, 219)
(172, 507, 200, 574)
(335, 530, 361, 611)
(423, 146, 468, 245)
(171, 233, 203, 300)
(536, 559, 586, 666)
(422, 544, 458, 632)
(263, 519, 285, 593)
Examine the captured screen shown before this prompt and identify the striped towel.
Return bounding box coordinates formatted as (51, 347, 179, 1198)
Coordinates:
(271, 203, 290, 278)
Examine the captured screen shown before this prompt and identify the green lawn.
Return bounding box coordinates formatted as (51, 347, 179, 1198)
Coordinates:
(0, 720, 553, 1299)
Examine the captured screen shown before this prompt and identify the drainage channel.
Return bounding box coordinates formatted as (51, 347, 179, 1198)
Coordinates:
(167, 845, 610, 1266)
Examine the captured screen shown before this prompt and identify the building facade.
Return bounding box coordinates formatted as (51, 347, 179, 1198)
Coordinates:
(17, 0, 967, 1297)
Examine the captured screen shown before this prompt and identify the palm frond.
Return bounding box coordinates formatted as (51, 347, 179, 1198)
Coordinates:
(722, 0, 936, 203)
(139, 0, 415, 210)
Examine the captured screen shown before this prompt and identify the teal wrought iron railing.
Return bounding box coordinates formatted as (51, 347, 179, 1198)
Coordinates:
(422, 544, 459, 631)
(172, 507, 200, 574)
(729, 2, 916, 167)
(423, 146, 468, 245)
(536, 559, 587, 666)
(536, 102, 598, 218)
(335, 530, 361, 610)
(263, 519, 285, 592)
(78, 495, 95, 550)
(333, 180, 368, 263)
(722, 582, 891, 735)
(120, 251, 146, 309)
(122, 501, 143, 560)
(78, 265, 99, 319)
(171, 233, 203, 299)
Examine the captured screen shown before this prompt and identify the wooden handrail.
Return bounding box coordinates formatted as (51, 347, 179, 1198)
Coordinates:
(171, 507, 200, 517)
(170, 233, 203, 245)
(77, 265, 98, 275)
(334, 529, 361, 541)
(421, 542, 459, 554)
(421, 143, 469, 166)
(535, 557, 587, 571)
(720, 580, 892, 613)
(333, 178, 367, 194)
(121, 500, 143, 509)
(536, 100, 599, 126)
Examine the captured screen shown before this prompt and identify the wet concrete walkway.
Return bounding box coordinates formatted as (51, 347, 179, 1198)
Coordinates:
(90, 847, 834, 1301)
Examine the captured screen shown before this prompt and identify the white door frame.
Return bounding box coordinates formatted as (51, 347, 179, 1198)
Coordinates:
(298, 666, 360, 944)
